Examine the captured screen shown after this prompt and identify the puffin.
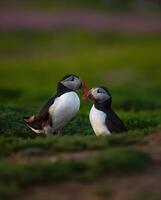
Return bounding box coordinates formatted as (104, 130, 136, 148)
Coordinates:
(23, 74, 87, 135)
(83, 86, 127, 136)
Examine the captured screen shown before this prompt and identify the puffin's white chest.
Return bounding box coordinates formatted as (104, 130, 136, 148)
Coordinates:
(89, 105, 110, 136)
(49, 92, 80, 131)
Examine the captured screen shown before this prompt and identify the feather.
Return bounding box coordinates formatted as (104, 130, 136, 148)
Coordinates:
(105, 108, 127, 133)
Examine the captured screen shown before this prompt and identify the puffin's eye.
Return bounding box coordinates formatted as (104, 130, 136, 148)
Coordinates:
(97, 89, 102, 93)
(71, 77, 75, 81)
(97, 88, 106, 94)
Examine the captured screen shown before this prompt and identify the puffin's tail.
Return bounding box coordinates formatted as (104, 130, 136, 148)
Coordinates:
(23, 115, 43, 133)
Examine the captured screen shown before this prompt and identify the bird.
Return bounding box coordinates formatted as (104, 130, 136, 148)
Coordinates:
(23, 74, 87, 135)
(83, 86, 127, 136)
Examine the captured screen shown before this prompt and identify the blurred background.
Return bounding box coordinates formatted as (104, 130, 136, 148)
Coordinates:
(0, 1, 161, 199)
(0, 0, 161, 110)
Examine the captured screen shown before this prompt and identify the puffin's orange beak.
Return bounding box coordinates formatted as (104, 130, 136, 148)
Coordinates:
(80, 81, 89, 92)
(82, 81, 87, 89)
(82, 90, 90, 100)
(83, 90, 96, 101)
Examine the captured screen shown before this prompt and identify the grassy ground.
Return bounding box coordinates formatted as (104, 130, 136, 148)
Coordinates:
(0, 30, 161, 199)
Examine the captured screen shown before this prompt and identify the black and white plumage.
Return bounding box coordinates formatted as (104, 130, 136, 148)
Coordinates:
(83, 87, 127, 136)
(23, 74, 86, 135)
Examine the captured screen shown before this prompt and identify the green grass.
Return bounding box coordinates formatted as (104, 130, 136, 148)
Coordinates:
(0, 132, 145, 157)
(0, 30, 161, 199)
(0, 148, 151, 199)
(2, 106, 157, 157)
(1, 104, 161, 137)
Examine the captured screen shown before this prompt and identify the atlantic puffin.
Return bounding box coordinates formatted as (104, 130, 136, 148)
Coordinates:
(83, 87, 127, 136)
(23, 74, 87, 135)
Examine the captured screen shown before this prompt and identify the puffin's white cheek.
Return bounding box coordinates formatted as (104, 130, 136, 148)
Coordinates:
(92, 90, 98, 98)
(97, 94, 104, 100)
(63, 82, 73, 89)
(93, 94, 98, 100)
(74, 80, 80, 89)
(97, 94, 109, 102)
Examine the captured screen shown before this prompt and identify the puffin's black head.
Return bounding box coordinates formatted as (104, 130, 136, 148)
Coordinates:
(58, 74, 87, 91)
(83, 86, 112, 105)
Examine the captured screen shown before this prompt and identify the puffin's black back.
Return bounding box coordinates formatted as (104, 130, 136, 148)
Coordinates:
(38, 95, 57, 118)
(105, 108, 128, 133)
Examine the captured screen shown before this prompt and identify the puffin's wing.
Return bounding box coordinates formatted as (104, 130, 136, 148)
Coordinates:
(23, 115, 43, 132)
(23, 95, 57, 132)
(106, 108, 127, 133)
(38, 95, 57, 120)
